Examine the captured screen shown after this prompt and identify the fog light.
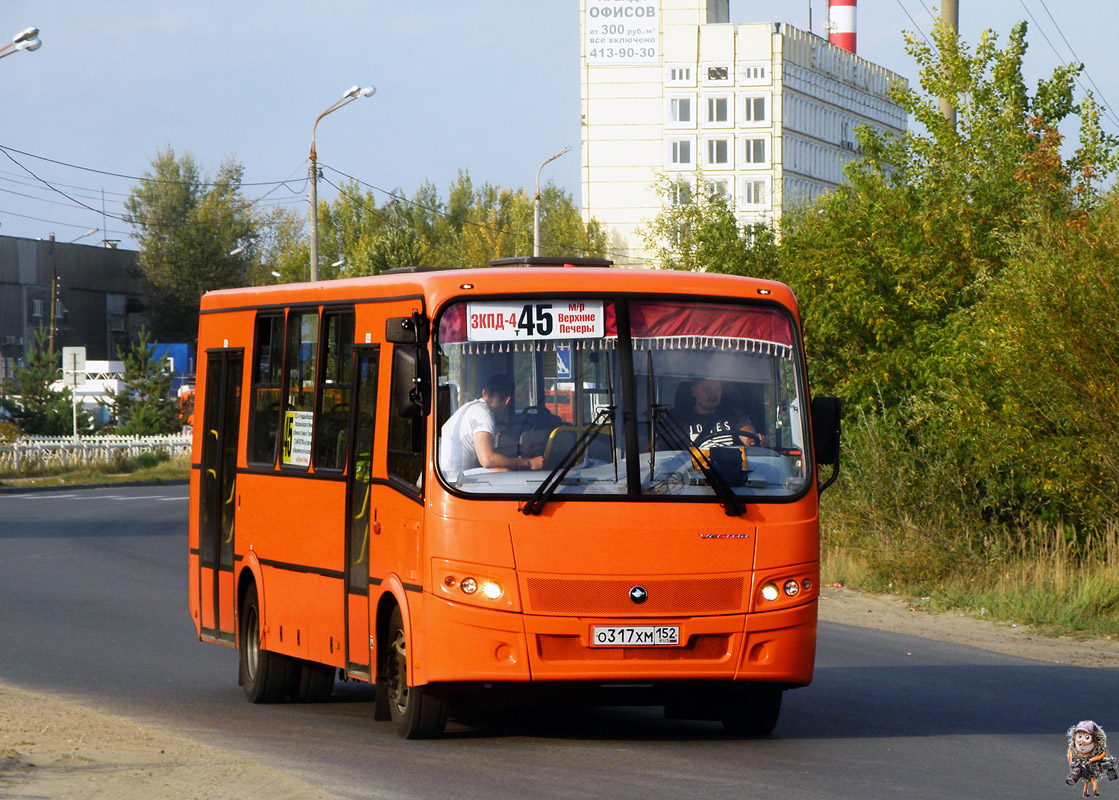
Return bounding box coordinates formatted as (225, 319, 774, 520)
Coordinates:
(460, 577, 478, 595)
(802, 578, 812, 591)
(480, 581, 503, 600)
(444, 575, 457, 588)
(761, 583, 779, 601)
(784, 579, 800, 597)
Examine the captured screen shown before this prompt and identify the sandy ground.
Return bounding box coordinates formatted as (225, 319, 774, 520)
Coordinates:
(1, 587, 1116, 799)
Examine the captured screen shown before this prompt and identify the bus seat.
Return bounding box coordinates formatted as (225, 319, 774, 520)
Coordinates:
(542, 425, 613, 469)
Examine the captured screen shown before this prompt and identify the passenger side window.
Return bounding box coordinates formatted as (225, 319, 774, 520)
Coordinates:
(315, 309, 355, 472)
(249, 314, 284, 465)
(387, 344, 425, 491)
(281, 310, 318, 468)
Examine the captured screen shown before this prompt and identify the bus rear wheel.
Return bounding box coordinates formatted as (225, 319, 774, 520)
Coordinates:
(290, 660, 335, 703)
(385, 606, 448, 739)
(239, 584, 294, 703)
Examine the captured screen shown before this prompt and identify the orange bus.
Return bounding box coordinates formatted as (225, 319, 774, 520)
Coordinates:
(188, 258, 840, 738)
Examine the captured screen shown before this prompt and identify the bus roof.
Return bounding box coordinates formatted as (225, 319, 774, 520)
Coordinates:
(199, 267, 799, 318)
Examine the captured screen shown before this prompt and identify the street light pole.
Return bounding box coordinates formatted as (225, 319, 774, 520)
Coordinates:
(309, 85, 375, 282)
(534, 146, 571, 257)
(0, 26, 41, 60)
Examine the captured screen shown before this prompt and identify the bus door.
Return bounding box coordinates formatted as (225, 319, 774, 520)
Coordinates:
(344, 346, 379, 678)
(198, 350, 243, 644)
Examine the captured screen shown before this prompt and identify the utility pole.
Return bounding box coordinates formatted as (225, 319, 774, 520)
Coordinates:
(939, 0, 959, 127)
(47, 234, 58, 355)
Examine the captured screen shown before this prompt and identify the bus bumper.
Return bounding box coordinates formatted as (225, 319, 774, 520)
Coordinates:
(419, 595, 816, 687)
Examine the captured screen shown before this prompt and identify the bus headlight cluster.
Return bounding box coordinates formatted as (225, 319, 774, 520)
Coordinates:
(444, 574, 503, 600)
(760, 577, 814, 604)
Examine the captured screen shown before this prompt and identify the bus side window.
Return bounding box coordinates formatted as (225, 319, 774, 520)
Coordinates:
(387, 344, 425, 491)
(248, 314, 284, 466)
(280, 310, 318, 469)
(314, 309, 355, 472)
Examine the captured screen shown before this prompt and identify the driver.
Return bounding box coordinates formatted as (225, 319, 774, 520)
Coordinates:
(439, 373, 545, 477)
(674, 379, 763, 447)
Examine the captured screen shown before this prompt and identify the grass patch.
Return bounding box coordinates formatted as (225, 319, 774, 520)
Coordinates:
(0, 453, 190, 488)
(823, 519, 1119, 638)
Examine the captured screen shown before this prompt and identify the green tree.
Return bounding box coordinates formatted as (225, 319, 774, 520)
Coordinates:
(259, 170, 607, 279)
(774, 19, 1116, 411)
(640, 172, 776, 275)
(107, 327, 179, 435)
(0, 327, 90, 435)
(125, 149, 256, 342)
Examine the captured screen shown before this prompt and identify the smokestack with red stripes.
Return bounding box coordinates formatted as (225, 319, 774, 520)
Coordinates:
(828, 0, 857, 54)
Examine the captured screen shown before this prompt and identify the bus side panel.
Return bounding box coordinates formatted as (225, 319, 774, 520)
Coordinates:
(236, 472, 347, 665)
(188, 467, 202, 636)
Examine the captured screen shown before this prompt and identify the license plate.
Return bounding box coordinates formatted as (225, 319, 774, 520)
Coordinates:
(591, 625, 680, 647)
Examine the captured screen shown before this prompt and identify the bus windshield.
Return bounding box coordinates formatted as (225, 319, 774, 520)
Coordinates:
(435, 297, 810, 500)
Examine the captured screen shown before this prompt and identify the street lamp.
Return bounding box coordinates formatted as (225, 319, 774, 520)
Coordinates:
(309, 85, 375, 282)
(0, 27, 42, 61)
(534, 146, 571, 257)
(69, 227, 98, 244)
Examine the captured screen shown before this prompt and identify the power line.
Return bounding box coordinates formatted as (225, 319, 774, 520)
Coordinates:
(1032, 0, 1119, 131)
(0, 142, 310, 190)
(892, 0, 933, 46)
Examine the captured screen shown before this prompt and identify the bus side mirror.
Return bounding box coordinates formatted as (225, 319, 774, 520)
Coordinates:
(392, 345, 431, 419)
(386, 312, 430, 344)
(811, 396, 841, 494)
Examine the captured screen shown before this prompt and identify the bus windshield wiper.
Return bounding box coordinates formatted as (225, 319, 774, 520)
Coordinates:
(521, 406, 614, 516)
(651, 406, 745, 517)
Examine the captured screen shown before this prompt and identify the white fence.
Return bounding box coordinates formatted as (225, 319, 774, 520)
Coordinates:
(0, 434, 191, 473)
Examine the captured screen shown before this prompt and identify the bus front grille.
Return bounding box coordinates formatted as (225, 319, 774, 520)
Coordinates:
(524, 576, 745, 616)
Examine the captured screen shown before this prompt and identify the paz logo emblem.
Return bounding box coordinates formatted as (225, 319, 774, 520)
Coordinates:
(629, 586, 648, 604)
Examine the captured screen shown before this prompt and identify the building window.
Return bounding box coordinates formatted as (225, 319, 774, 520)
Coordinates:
(31, 298, 43, 318)
(740, 177, 770, 209)
(109, 314, 126, 333)
(666, 137, 694, 169)
(669, 179, 693, 207)
(665, 63, 695, 86)
(741, 94, 768, 125)
(706, 178, 729, 199)
(705, 136, 731, 167)
(705, 95, 732, 127)
(666, 95, 694, 128)
(743, 136, 768, 165)
(703, 63, 731, 84)
(740, 61, 768, 85)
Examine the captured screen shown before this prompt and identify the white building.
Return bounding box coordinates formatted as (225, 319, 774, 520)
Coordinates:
(580, 0, 907, 266)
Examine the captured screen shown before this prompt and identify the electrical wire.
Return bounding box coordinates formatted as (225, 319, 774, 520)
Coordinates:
(1033, 0, 1119, 131)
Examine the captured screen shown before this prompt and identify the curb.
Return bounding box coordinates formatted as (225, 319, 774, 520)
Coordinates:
(0, 478, 190, 495)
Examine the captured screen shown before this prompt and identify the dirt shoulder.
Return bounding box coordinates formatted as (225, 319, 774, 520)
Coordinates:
(2, 589, 1117, 798)
(0, 683, 339, 800)
(818, 586, 1119, 669)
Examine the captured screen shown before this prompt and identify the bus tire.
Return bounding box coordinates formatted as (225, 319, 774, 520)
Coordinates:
(290, 660, 335, 703)
(386, 606, 448, 739)
(720, 685, 782, 736)
(239, 584, 293, 704)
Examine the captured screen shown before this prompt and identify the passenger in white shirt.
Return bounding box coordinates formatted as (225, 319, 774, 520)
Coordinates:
(439, 374, 545, 477)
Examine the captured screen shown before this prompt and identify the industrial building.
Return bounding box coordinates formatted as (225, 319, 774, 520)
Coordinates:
(580, 0, 908, 265)
(0, 234, 149, 392)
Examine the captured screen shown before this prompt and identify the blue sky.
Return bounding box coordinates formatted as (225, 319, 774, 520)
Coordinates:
(2, 1, 1116, 249)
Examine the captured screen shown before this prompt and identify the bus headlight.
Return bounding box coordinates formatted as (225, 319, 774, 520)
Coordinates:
(433, 558, 519, 611)
(784, 579, 800, 597)
(761, 583, 779, 602)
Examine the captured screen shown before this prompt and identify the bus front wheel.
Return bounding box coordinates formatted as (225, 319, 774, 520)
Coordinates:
(385, 606, 448, 739)
(720, 685, 783, 736)
(239, 584, 294, 704)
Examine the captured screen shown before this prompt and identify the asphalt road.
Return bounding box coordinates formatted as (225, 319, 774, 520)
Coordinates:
(0, 484, 1109, 799)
